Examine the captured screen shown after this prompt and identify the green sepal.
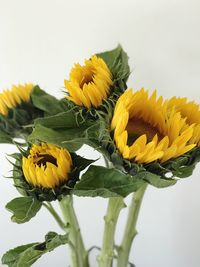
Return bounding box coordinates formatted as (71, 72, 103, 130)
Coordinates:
(5, 197, 42, 224)
(64, 83, 126, 121)
(145, 147, 200, 179)
(97, 44, 130, 83)
(0, 101, 42, 140)
(11, 152, 94, 202)
(0, 131, 13, 144)
(108, 148, 199, 188)
(143, 174, 177, 188)
(1, 232, 68, 267)
(73, 165, 146, 198)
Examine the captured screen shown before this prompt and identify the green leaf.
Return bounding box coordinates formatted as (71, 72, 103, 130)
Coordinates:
(1, 232, 68, 267)
(29, 107, 106, 152)
(28, 119, 101, 152)
(6, 197, 42, 224)
(31, 86, 64, 115)
(0, 131, 13, 144)
(71, 153, 96, 172)
(44, 232, 68, 250)
(143, 174, 177, 188)
(34, 110, 82, 129)
(28, 124, 84, 151)
(97, 45, 130, 81)
(1, 243, 37, 267)
(73, 165, 146, 198)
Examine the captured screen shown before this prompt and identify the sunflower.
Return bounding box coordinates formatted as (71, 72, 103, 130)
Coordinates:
(167, 96, 200, 146)
(0, 83, 34, 116)
(111, 89, 198, 164)
(22, 143, 72, 189)
(64, 55, 113, 108)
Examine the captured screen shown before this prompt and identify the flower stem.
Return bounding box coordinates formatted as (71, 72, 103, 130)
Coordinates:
(59, 195, 89, 267)
(43, 202, 66, 230)
(117, 184, 147, 267)
(97, 197, 125, 267)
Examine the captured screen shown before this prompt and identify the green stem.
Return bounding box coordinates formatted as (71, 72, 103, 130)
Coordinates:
(43, 202, 66, 230)
(59, 195, 89, 267)
(97, 197, 125, 267)
(103, 156, 111, 168)
(117, 184, 147, 267)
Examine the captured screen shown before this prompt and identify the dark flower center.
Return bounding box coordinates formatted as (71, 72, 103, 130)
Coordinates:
(126, 117, 163, 145)
(80, 74, 94, 88)
(36, 154, 58, 167)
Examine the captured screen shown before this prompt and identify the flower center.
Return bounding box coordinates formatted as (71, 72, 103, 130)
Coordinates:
(36, 154, 58, 167)
(80, 73, 94, 88)
(126, 117, 163, 144)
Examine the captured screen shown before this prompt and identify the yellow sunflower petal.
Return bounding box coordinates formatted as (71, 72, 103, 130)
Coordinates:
(112, 88, 199, 164)
(64, 55, 113, 108)
(22, 144, 72, 189)
(0, 84, 34, 116)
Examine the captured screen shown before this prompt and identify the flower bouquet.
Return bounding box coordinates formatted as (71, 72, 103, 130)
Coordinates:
(1, 45, 200, 267)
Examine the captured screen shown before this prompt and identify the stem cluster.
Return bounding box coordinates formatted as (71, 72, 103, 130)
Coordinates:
(45, 184, 147, 267)
(97, 197, 125, 267)
(59, 196, 89, 267)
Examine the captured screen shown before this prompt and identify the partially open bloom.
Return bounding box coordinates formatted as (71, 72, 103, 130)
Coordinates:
(167, 96, 200, 146)
(22, 143, 72, 189)
(0, 83, 34, 116)
(64, 55, 113, 108)
(111, 89, 198, 164)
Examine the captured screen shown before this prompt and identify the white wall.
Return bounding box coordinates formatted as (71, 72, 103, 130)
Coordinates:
(0, 0, 200, 266)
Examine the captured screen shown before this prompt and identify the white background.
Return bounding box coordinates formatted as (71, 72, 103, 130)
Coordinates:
(0, 0, 200, 266)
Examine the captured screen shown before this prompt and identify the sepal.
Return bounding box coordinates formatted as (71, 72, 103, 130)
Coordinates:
(145, 147, 200, 179)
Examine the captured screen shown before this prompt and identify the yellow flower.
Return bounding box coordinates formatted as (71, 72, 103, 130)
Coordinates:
(22, 143, 72, 189)
(0, 83, 34, 116)
(167, 96, 200, 146)
(64, 55, 113, 108)
(111, 89, 198, 164)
